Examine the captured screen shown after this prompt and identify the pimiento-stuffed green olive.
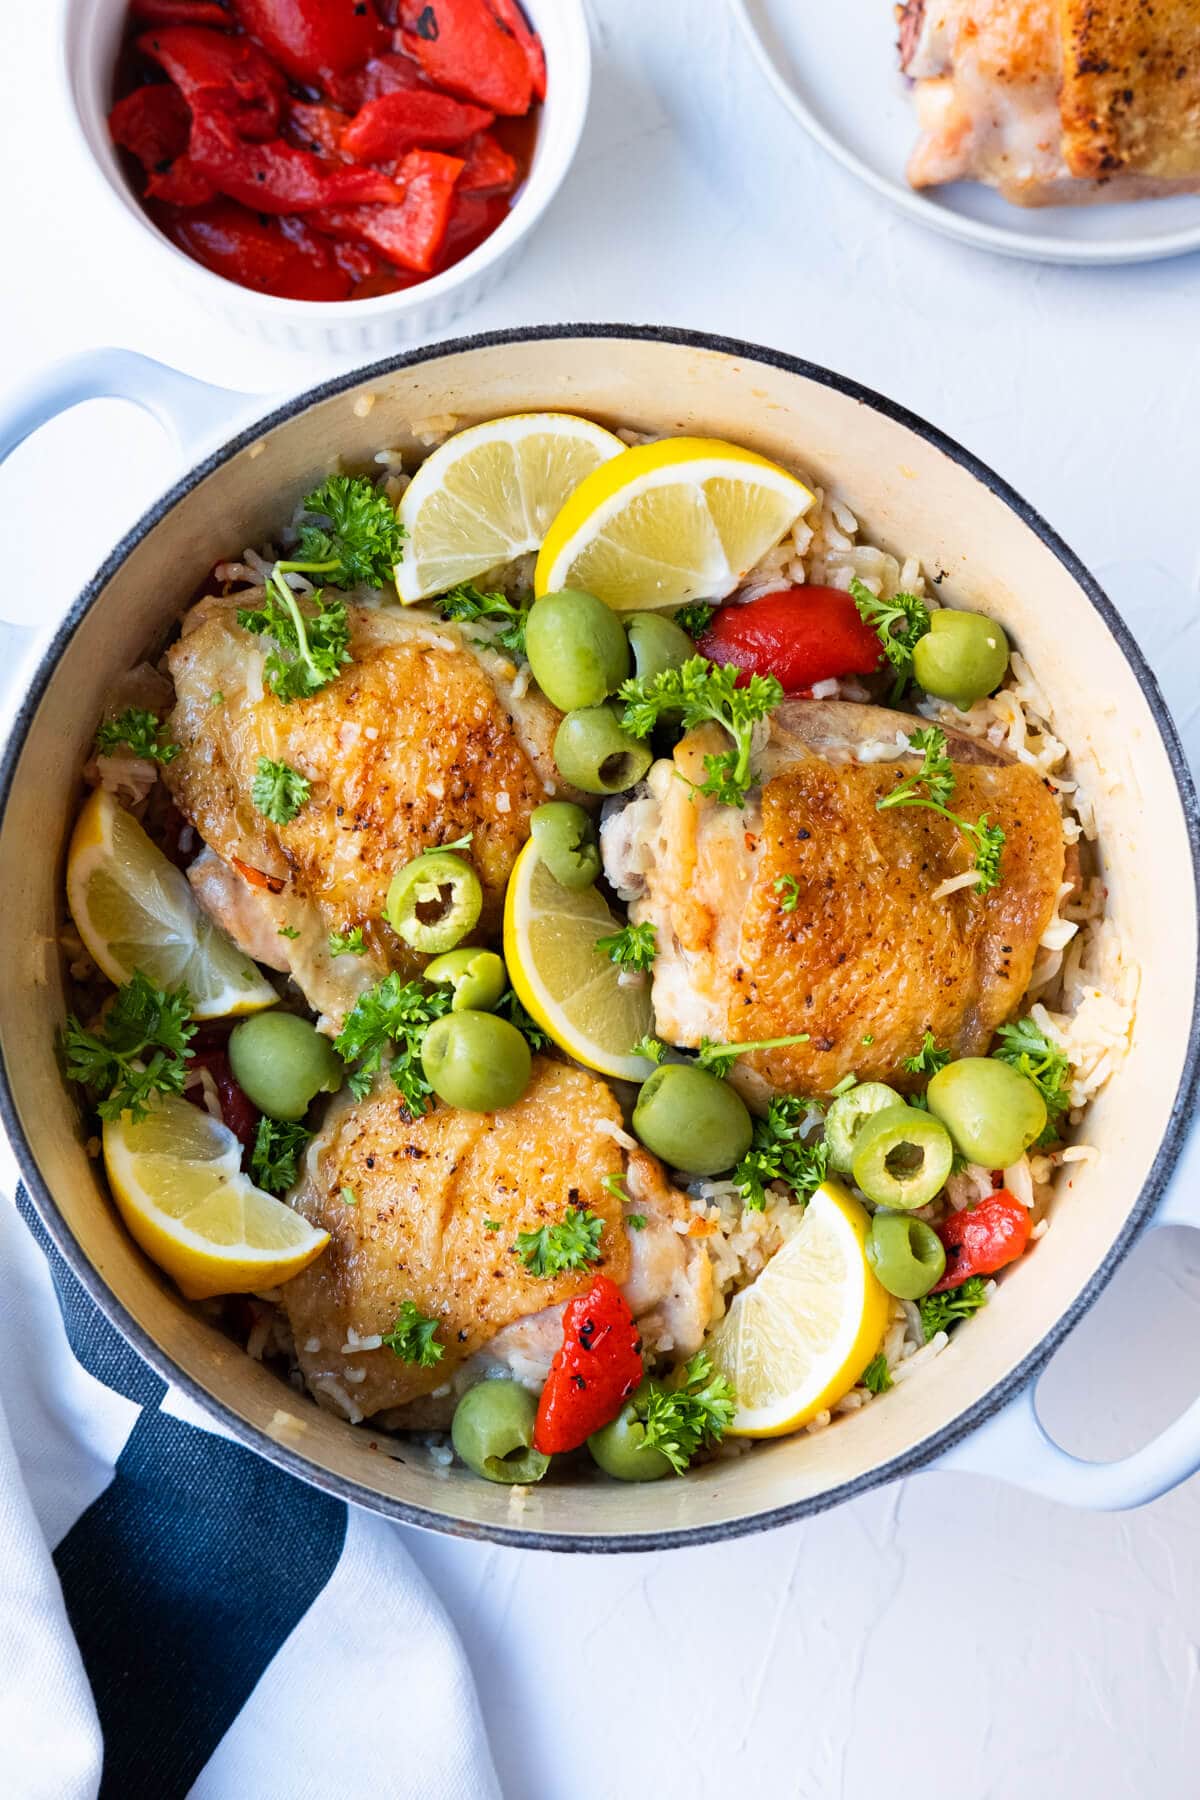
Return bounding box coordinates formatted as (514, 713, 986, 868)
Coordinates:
(851, 1104, 954, 1210)
(228, 1011, 342, 1122)
(554, 706, 653, 795)
(451, 1379, 550, 1485)
(525, 589, 630, 712)
(588, 1384, 674, 1482)
(912, 609, 1010, 710)
(423, 947, 507, 1013)
(530, 801, 601, 890)
(866, 1212, 947, 1299)
(633, 1063, 753, 1176)
(926, 1057, 1047, 1168)
(384, 850, 482, 954)
(825, 1081, 902, 1175)
(421, 1010, 532, 1112)
(625, 612, 695, 682)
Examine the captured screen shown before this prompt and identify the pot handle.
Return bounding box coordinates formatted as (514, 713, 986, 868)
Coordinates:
(0, 348, 246, 468)
(932, 1122, 1200, 1508)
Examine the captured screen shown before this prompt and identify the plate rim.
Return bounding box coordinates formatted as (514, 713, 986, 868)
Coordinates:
(731, 0, 1200, 268)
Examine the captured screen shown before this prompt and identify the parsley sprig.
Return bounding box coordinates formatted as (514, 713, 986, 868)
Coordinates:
(237, 577, 352, 705)
(774, 873, 800, 913)
(515, 1208, 604, 1277)
(918, 1275, 989, 1341)
(251, 756, 311, 824)
(328, 926, 367, 957)
(619, 656, 782, 808)
(860, 1353, 893, 1395)
(902, 1029, 950, 1077)
(631, 1033, 667, 1064)
(293, 474, 407, 589)
(877, 727, 1006, 896)
(595, 920, 657, 973)
(435, 582, 531, 658)
(635, 1353, 736, 1473)
(61, 972, 195, 1122)
(333, 974, 452, 1110)
(382, 1300, 444, 1367)
(495, 988, 549, 1051)
(673, 602, 715, 639)
(94, 708, 179, 766)
(697, 1032, 811, 1079)
(993, 1017, 1071, 1141)
(850, 576, 930, 696)
(250, 1118, 311, 1195)
(733, 1095, 828, 1210)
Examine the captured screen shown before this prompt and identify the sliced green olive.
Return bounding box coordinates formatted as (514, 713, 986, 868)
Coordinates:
(529, 801, 601, 890)
(423, 947, 507, 1012)
(384, 851, 482, 954)
(825, 1082, 902, 1175)
(553, 706, 652, 795)
(851, 1104, 954, 1210)
(866, 1212, 947, 1299)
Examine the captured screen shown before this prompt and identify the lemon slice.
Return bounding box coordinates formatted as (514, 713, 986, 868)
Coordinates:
(103, 1093, 329, 1300)
(67, 788, 277, 1018)
(705, 1180, 889, 1436)
(534, 437, 814, 612)
(502, 839, 655, 1081)
(394, 412, 626, 602)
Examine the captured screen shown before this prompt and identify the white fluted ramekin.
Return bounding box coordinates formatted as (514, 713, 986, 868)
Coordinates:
(60, 0, 589, 354)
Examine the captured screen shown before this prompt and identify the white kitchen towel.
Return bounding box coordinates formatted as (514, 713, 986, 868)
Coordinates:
(0, 1163, 500, 1800)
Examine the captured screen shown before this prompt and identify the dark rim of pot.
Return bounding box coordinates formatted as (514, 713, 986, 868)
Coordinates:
(2, 323, 1198, 1552)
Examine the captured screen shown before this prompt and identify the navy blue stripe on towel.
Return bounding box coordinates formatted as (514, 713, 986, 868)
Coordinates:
(19, 1188, 348, 1800)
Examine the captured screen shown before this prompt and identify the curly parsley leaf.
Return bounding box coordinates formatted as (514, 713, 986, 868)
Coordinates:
(993, 1017, 1071, 1141)
(94, 707, 179, 766)
(860, 1352, 893, 1395)
(918, 1275, 989, 1342)
(635, 1353, 736, 1474)
(733, 1095, 827, 1209)
(902, 1029, 951, 1077)
(250, 1117, 311, 1196)
(435, 582, 531, 659)
(251, 756, 311, 825)
(333, 974, 451, 1112)
(328, 926, 367, 957)
(292, 474, 406, 590)
(515, 1208, 604, 1277)
(238, 576, 352, 705)
(697, 1032, 811, 1080)
(631, 1033, 667, 1064)
(382, 1300, 444, 1368)
(774, 873, 800, 913)
(673, 602, 715, 639)
(61, 971, 195, 1122)
(619, 656, 782, 808)
(595, 920, 657, 973)
(877, 728, 1006, 896)
(626, 1214, 647, 1231)
(850, 576, 930, 692)
(495, 989, 549, 1052)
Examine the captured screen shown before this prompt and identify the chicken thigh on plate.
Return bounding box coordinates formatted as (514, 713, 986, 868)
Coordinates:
(165, 595, 570, 1023)
(602, 700, 1065, 1110)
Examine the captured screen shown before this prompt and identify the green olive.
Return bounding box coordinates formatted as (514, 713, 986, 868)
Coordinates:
(632, 1063, 752, 1176)
(588, 1384, 673, 1482)
(525, 589, 630, 712)
(228, 1011, 342, 1123)
(866, 1212, 947, 1299)
(624, 612, 695, 682)
(926, 1057, 1046, 1168)
(530, 801, 601, 890)
(451, 1379, 550, 1485)
(421, 1009, 532, 1112)
(384, 851, 482, 954)
(554, 706, 652, 795)
(912, 609, 1010, 710)
(851, 1104, 954, 1210)
(824, 1082, 902, 1175)
(423, 947, 507, 1013)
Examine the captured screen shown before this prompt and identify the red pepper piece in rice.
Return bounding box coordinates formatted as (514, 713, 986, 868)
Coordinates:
(533, 1275, 644, 1455)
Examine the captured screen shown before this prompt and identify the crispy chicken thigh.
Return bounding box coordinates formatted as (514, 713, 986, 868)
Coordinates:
(602, 701, 1064, 1107)
(279, 1058, 711, 1421)
(165, 595, 567, 1023)
(898, 0, 1200, 205)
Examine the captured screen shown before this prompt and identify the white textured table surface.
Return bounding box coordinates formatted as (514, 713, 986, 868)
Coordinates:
(5, 3, 1200, 1796)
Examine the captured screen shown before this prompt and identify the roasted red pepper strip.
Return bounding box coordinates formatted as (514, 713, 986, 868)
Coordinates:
(699, 587, 885, 694)
(307, 147, 462, 270)
(399, 0, 532, 114)
(147, 156, 219, 204)
(457, 129, 517, 193)
(187, 1048, 261, 1152)
(153, 199, 352, 297)
(131, 0, 236, 24)
(109, 84, 193, 171)
(230, 0, 387, 85)
(931, 1188, 1032, 1291)
(136, 25, 286, 141)
(437, 189, 508, 266)
(284, 99, 353, 159)
(189, 110, 406, 211)
(355, 50, 427, 101)
(486, 0, 546, 100)
(341, 89, 493, 159)
(533, 1275, 644, 1454)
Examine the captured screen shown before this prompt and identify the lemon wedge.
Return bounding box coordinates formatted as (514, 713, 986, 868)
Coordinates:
(502, 839, 655, 1082)
(394, 412, 625, 602)
(534, 437, 814, 611)
(103, 1093, 329, 1300)
(67, 788, 277, 1019)
(705, 1180, 889, 1436)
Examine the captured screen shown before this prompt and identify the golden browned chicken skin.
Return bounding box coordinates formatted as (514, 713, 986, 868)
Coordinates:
(164, 596, 567, 1022)
(280, 1058, 711, 1420)
(603, 701, 1065, 1105)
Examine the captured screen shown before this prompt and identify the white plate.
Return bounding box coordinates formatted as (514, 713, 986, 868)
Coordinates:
(732, 0, 1200, 266)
